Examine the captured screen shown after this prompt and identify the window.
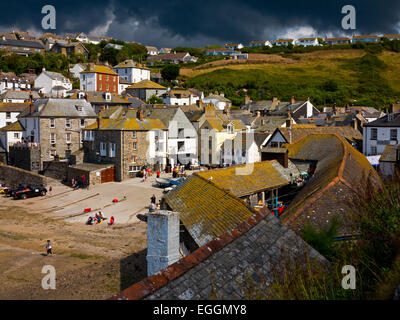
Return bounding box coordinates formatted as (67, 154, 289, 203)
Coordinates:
(99, 74, 102, 80)
(371, 146, 377, 156)
(227, 124, 234, 134)
(109, 143, 116, 157)
(50, 133, 56, 144)
(50, 118, 55, 128)
(6, 122, 11, 126)
(66, 118, 71, 128)
(132, 130, 136, 138)
(66, 133, 71, 143)
(371, 128, 377, 140)
(390, 129, 397, 141)
(133, 142, 137, 150)
(270, 141, 279, 148)
(14, 133, 19, 139)
(6, 112, 11, 119)
(80, 119, 85, 128)
(129, 165, 140, 172)
(100, 142, 107, 156)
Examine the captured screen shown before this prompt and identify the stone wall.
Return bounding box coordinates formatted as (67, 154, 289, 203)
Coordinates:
(39, 117, 96, 165)
(0, 164, 50, 187)
(41, 160, 69, 181)
(9, 144, 41, 171)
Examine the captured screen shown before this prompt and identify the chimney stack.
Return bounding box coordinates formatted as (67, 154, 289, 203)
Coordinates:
(146, 210, 180, 276)
(244, 95, 251, 105)
(137, 107, 143, 121)
(97, 115, 102, 129)
(29, 91, 34, 114)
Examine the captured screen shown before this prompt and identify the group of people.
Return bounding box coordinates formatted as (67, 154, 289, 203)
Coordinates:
(172, 165, 185, 178)
(71, 175, 89, 190)
(86, 211, 114, 225)
(149, 194, 162, 212)
(141, 168, 153, 182)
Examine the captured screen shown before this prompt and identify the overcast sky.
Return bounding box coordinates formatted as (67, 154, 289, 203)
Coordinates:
(1, 1, 400, 47)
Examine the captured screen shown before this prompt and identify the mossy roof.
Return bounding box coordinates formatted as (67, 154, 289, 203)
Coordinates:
(281, 133, 381, 234)
(164, 174, 257, 246)
(196, 161, 290, 197)
(84, 117, 166, 131)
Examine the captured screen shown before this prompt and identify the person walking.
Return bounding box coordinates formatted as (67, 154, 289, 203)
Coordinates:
(156, 169, 160, 178)
(49, 186, 53, 196)
(46, 240, 53, 256)
(151, 194, 156, 205)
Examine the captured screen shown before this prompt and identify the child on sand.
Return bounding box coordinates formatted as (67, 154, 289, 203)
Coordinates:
(46, 240, 53, 256)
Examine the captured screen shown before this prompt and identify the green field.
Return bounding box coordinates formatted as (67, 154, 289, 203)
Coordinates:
(182, 49, 400, 108)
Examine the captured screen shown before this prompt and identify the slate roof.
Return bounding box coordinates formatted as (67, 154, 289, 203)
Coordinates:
(364, 112, 400, 127)
(0, 39, 44, 49)
(147, 52, 189, 62)
(0, 91, 39, 101)
(204, 94, 231, 103)
(281, 134, 382, 235)
(242, 100, 277, 112)
(254, 116, 287, 133)
(380, 145, 397, 162)
(127, 97, 146, 108)
(18, 98, 96, 118)
(42, 70, 70, 82)
(113, 59, 149, 70)
(110, 209, 326, 300)
(273, 125, 362, 145)
(69, 92, 131, 104)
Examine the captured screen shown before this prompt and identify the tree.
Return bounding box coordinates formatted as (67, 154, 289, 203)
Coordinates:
(161, 64, 180, 81)
(147, 95, 163, 104)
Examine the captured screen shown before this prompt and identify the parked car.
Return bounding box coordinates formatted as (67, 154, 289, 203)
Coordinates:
(5, 184, 29, 197)
(13, 185, 47, 200)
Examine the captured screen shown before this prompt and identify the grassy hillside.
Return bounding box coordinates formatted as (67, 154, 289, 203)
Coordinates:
(182, 49, 400, 108)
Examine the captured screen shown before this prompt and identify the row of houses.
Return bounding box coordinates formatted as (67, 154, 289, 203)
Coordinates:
(224, 34, 400, 50)
(0, 91, 372, 181)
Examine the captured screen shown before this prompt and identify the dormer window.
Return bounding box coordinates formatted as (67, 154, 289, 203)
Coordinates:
(105, 92, 111, 101)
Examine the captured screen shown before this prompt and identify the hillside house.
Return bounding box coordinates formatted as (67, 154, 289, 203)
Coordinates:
(249, 40, 272, 47)
(325, 37, 351, 45)
(34, 69, 72, 97)
(363, 112, 400, 156)
(0, 72, 31, 94)
(275, 39, 295, 46)
(297, 37, 320, 46)
(224, 43, 244, 50)
(202, 93, 232, 111)
(0, 39, 45, 56)
(125, 80, 167, 102)
(352, 35, 380, 43)
(145, 46, 159, 56)
(80, 65, 119, 94)
(112, 60, 150, 85)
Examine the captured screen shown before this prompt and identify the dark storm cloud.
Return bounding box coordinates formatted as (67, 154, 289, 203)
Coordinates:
(1, 0, 400, 46)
